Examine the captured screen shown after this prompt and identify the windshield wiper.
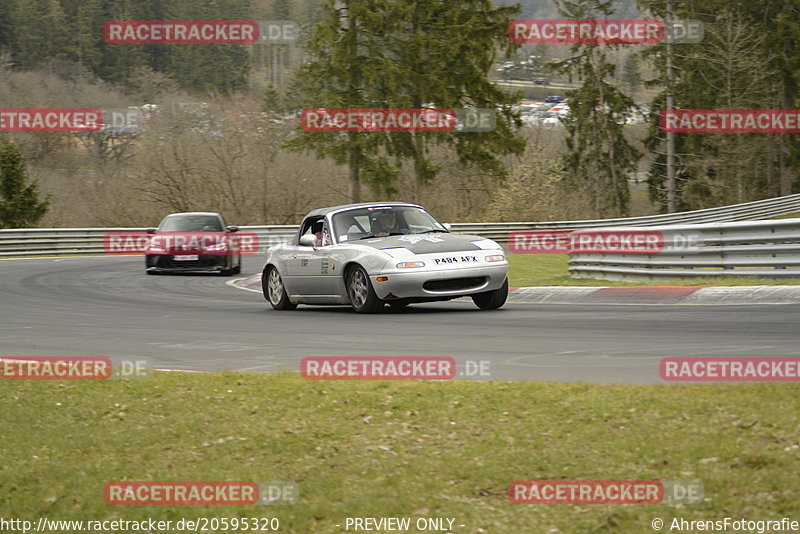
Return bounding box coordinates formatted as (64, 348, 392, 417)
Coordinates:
(358, 232, 404, 240)
(420, 229, 448, 233)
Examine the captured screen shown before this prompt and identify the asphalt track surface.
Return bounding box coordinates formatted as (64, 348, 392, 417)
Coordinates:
(2, 255, 799, 384)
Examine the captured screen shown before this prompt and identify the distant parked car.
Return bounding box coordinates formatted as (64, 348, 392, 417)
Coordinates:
(145, 212, 241, 276)
(545, 95, 566, 103)
(547, 103, 570, 116)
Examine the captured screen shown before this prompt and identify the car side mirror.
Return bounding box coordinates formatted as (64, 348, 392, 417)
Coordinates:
(443, 223, 451, 231)
(146, 228, 157, 234)
(299, 234, 317, 247)
(226, 225, 239, 232)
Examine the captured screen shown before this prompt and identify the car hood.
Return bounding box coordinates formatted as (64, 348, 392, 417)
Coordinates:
(354, 233, 489, 255)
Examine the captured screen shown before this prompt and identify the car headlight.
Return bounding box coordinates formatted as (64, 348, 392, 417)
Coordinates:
(485, 254, 505, 262)
(471, 239, 502, 250)
(396, 261, 425, 268)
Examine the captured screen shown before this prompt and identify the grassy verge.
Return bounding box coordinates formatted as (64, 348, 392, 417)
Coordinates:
(507, 254, 800, 287)
(2, 372, 799, 533)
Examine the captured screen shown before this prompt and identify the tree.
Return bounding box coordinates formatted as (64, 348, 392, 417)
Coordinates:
(621, 54, 641, 95)
(638, 0, 800, 210)
(11, 0, 73, 68)
(483, 144, 585, 221)
(286, 0, 525, 202)
(375, 0, 526, 200)
(556, 0, 641, 218)
(262, 83, 285, 113)
(0, 136, 50, 228)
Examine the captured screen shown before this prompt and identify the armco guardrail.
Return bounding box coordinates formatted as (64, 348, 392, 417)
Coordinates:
(568, 219, 800, 281)
(0, 226, 298, 257)
(1, 193, 800, 257)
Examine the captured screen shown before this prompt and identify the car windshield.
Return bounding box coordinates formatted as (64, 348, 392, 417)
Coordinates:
(158, 215, 223, 232)
(331, 206, 447, 242)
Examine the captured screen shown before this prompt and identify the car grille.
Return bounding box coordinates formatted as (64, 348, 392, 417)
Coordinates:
(423, 276, 487, 292)
(156, 256, 220, 269)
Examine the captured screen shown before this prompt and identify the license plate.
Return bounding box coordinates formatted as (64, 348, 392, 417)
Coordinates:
(433, 255, 478, 265)
(173, 255, 199, 261)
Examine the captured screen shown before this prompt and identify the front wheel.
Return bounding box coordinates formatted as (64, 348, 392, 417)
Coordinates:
(471, 278, 508, 310)
(263, 266, 296, 310)
(346, 266, 383, 314)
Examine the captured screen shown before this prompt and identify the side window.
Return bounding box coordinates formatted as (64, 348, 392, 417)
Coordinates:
(298, 216, 322, 245)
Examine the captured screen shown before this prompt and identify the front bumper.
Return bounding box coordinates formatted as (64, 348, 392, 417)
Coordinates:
(146, 254, 231, 273)
(369, 263, 508, 300)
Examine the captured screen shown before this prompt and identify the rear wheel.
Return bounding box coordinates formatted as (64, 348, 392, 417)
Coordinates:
(264, 266, 296, 310)
(471, 278, 508, 310)
(346, 266, 383, 314)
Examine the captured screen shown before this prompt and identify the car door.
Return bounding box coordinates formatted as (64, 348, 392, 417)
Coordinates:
(282, 217, 335, 297)
(310, 219, 340, 296)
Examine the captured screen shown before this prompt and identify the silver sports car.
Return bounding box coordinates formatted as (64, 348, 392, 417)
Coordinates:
(261, 202, 509, 313)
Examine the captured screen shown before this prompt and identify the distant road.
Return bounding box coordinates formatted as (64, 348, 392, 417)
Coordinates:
(492, 78, 576, 91)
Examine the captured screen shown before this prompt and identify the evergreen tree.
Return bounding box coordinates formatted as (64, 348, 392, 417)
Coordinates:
(556, 0, 640, 217)
(286, 0, 525, 201)
(638, 0, 800, 209)
(262, 83, 285, 113)
(376, 0, 526, 199)
(0, 137, 50, 229)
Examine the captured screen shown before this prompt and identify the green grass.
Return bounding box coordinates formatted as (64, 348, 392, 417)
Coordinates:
(1, 373, 799, 533)
(508, 254, 800, 287)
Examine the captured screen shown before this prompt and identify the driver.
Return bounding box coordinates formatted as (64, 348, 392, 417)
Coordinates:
(373, 211, 401, 235)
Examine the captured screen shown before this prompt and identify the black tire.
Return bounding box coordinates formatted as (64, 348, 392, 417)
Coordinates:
(222, 259, 240, 276)
(346, 266, 383, 314)
(263, 266, 297, 310)
(146, 270, 156, 275)
(471, 278, 508, 310)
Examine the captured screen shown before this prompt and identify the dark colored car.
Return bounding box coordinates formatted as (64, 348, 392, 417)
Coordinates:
(544, 95, 565, 103)
(145, 212, 242, 275)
